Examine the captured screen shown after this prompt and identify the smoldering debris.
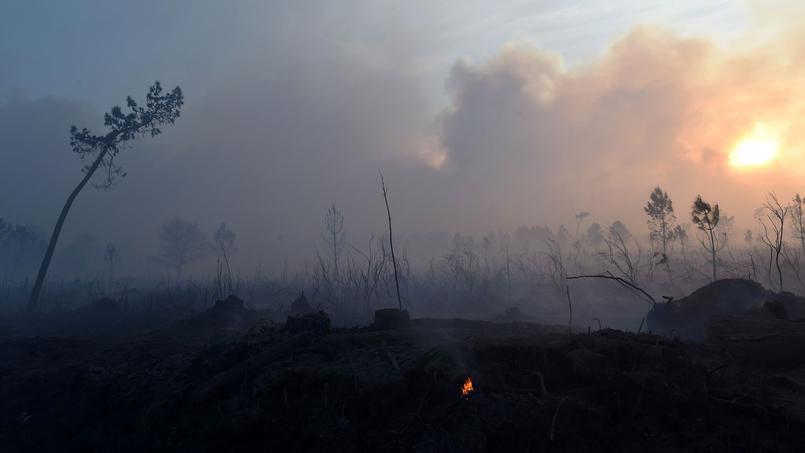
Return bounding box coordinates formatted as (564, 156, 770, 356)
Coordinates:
(4, 292, 805, 452)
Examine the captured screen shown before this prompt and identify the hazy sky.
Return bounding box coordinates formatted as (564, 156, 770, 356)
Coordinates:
(1, 1, 804, 275)
(0, 2, 748, 100)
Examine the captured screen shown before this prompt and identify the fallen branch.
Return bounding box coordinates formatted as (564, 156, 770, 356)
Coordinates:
(549, 397, 567, 441)
(566, 274, 656, 306)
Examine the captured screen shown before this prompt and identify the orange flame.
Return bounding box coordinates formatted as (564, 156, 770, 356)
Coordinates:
(461, 376, 474, 397)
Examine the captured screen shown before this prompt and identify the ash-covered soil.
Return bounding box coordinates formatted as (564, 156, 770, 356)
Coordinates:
(3, 301, 805, 452)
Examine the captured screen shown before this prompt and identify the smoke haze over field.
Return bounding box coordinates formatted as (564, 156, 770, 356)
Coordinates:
(2, 1, 805, 277)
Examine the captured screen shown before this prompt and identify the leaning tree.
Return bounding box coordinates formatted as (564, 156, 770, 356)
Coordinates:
(27, 82, 184, 311)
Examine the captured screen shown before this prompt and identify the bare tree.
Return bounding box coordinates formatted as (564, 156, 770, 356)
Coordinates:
(104, 243, 118, 291)
(379, 170, 403, 311)
(214, 223, 237, 262)
(544, 238, 567, 293)
(314, 248, 339, 311)
(346, 235, 388, 317)
(756, 193, 788, 291)
(600, 221, 642, 284)
(322, 204, 346, 280)
(691, 195, 721, 282)
(443, 233, 479, 297)
(27, 82, 183, 310)
(213, 223, 237, 296)
(156, 218, 208, 280)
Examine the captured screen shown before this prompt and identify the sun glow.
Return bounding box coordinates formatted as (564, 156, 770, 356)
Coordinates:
(729, 124, 780, 169)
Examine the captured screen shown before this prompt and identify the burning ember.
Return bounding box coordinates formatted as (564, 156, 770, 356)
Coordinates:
(461, 376, 474, 397)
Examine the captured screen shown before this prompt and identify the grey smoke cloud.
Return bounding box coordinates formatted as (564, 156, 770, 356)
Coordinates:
(435, 23, 805, 235)
(2, 2, 805, 278)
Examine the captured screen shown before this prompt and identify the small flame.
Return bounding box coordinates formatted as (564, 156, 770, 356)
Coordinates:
(461, 376, 474, 397)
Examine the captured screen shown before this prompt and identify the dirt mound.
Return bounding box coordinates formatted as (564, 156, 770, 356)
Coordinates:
(289, 292, 314, 316)
(373, 308, 410, 330)
(170, 295, 262, 343)
(762, 291, 805, 320)
(647, 279, 772, 339)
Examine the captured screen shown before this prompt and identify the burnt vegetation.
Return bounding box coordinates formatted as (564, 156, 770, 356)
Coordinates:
(6, 87, 805, 452)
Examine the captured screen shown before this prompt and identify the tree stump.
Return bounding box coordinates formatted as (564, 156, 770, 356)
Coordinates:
(373, 308, 410, 330)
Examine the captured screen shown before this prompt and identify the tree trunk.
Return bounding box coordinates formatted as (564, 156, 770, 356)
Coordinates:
(775, 247, 783, 292)
(709, 228, 717, 282)
(379, 171, 402, 311)
(797, 207, 805, 254)
(660, 213, 674, 287)
(27, 145, 111, 311)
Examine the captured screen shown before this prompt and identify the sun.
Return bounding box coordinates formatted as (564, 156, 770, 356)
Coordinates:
(729, 124, 780, 169)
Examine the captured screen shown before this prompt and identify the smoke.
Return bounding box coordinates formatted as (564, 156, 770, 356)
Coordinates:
(0, 1, 440, 276)
(435, 21, 805, 233)
(2, 2, 805, 277)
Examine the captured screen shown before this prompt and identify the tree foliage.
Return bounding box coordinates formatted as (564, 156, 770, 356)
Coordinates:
(644, 187, 677, 254)
(70, 82, 184, 188)
(791, 193, 805, 252)
(691, 195, 721, 281)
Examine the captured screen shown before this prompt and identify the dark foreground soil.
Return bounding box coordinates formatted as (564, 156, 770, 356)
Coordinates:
(3, 311, 805, 452)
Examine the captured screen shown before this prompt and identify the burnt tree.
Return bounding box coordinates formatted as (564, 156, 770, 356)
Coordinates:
(691, 195, 721, 282)
(27, 82, 183, 310)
